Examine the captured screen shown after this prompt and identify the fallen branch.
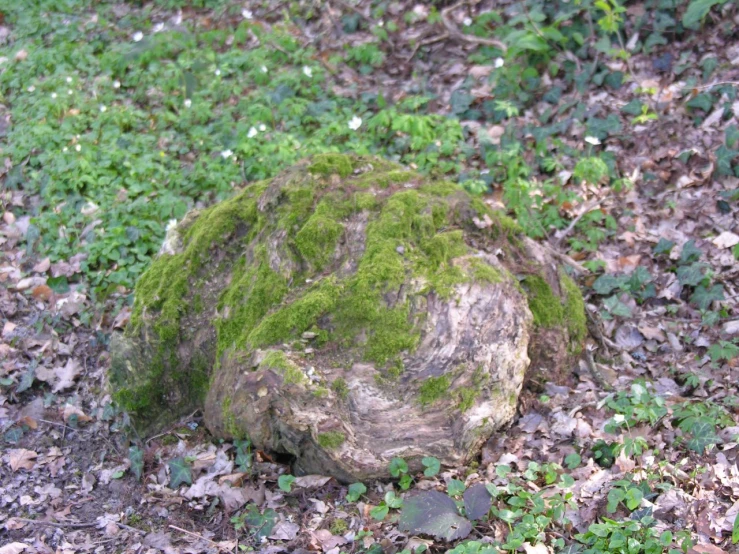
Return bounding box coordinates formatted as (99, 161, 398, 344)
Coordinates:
(440, 1, 507, 52)
(169, 524, 233, 551)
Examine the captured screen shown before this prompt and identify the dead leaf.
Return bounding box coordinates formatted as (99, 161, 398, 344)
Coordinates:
(523, 544, 550, 554)
(269, 521, 300, 541)
(32, 284, 53, 301)
(8, 449, 37, 472)
(689, 545, 729, 554)
(2, 321, 16, 337)
(638, 326, 666, 342)
(294, 475, 332, 489)
(32, 257, 50, 273)
(62, 403, 92, 423)
(0, 543, 30, 554)
(711, 231, 739, 250)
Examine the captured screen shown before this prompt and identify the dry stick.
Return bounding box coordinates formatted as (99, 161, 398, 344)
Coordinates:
(169, 524, 231, 551)
(440, 0, 507, 52)
(553, 196, 605, 249)
(406, 32, 449, 61)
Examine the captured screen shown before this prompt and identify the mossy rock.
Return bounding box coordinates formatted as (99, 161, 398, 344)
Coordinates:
(108, 154, 586, 482)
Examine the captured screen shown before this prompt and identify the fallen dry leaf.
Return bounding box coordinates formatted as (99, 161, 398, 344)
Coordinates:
(32, 257, 50, 273)
(62, 403, 92, 423)
(32, 284, 53, 301)
(0, 543, 30, 554)
(8, 449, 37, 472)
(711, 231, 739, 249)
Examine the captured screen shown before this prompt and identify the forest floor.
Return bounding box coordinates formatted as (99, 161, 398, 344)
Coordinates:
(1, 1, 739, 553)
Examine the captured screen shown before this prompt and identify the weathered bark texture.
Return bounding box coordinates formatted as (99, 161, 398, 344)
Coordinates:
(109, 154, 586, 481)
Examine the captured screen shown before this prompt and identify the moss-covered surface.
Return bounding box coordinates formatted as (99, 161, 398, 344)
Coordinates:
(317, 431, 346, 449)
(112, 153, 587, 430)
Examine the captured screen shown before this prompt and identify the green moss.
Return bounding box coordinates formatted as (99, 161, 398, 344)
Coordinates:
(523, 275, 564, 328)
(295, 214, 344, 270)
(260, 350, 305, 385)
(331, 377, 349, 399)
(317, 431, 346, 449)
(456, 387, 478, 412)
(561, 272, 587, 354)
(468, 258, 503, 284)
(248, 279, 339, 348)
(308, 153, 355, 177)
(330, 519, 348, 535)
(418, 375, 451, 406)
(354, 169, 416, 189)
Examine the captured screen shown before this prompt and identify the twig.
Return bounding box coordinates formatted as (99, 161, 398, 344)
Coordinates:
(12, 518, 96, 529)
(440, 1, 507, 52)
(552, 196, 605, 248)
(584, 345, 614, 391)
(406, 32, 449, 61)
(688, 81, 739, 91)
(169, 524, 231, 551)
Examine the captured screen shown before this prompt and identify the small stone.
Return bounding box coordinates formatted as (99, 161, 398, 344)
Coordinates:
(396, 246, 405, 254)
(302, 332, 317, 340)
(304, 348, 314, 354)
(723, 320, 739, 334)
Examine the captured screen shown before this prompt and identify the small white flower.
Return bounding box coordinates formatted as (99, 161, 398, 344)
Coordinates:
(378, 20, 384, 27)
(132, 31, 144, 42)
(348, 116, 362, 130)
(494, 57, 505, 68)
(302, 66, 312, 78)
(51, 92, 57, 99)
(613, 414, 625, 423)
(62, 147, 68, 152)
(113, 80, 121, 89)
(242, 8, 253, 19)
(100, 105, 107, 112)
(215, 69, 221, 76)
(68, 89, 73, 95)
(184, 98, 192, 108)
(261, 65, 268, 73)
(66, 76, 73, 83)
(221, 149, 233, 159)
(27, 85, 35, 92)
(153, 22, 165, 33)
(463, 17, 472, 26)
(258, 123, 266, 132)
(584, 136, 601, 145)
(247, 126, 258, 138)
(75, 144, 81, 152)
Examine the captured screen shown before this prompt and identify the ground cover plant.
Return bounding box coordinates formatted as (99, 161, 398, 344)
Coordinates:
(1, 0, 739, 553)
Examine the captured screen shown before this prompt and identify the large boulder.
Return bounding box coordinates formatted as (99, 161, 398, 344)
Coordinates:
(109, 154, 586, 482)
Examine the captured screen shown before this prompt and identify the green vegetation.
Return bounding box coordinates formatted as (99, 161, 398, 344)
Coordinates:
(418, 375, 451, 406)
(317, 431, 346, 449)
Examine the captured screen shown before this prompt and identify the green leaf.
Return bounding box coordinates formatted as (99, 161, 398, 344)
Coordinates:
(399, 490, 472, 542)
(732, 510, 739, 543)
(129, 447, 144, 480)
(690, 284, 724, 310)
(385, 490, 403, 509)
(593, 274, 624, 295)
(687, 421, 721, 454)
(447, 479, 465, 497)
(346, 482, 367, 502)
(399, 473, 413, 490)
(245, 506, 278, 540)
(463, 484, 492, 520)
(727, 124, 739, 148)
(716, 145, 739, 177)
(564, 453, 581, 469)
(16, 364, 36, 394)
(422, 456, 441, 477)
(676, 263, 706, 287)
(625, 488, 643, 510)
(389, 457, 408, 477)
(371, 504, 390, 521)
(680, 240, 702, 264)
(278, 474, 296, 492)
(603, 295, 632, 317)
(682, 0, 724, 28)
(686, 93, 715, 112)
(653, 238, 674, 255)
(168, 457, 192, 489)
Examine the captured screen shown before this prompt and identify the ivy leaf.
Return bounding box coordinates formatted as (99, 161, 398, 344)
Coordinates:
(422, 456, 441, 477)
(625, 488, 643, 510)
(168, 457, 192, 489)
(399, 490, 472, 542)
(389, 457, 408, 477)
(716, 145, 738, 177)
(603, 295, 632, 317)
(385, 491, 403, 509)
(686, 92, 715, 112)
(128, 446, 144, 480)
(680, 240, 702, 264)
(346, 482, 366, 502)
(278, 474, 295, 492)
(593, 274, 625, 295)
(687, 421, 721, 454)
(690, 284, 724, 310)
(676, 263, 706, 287)
(653, 238, 674, 255)
(564, 453, 581, 469)
(463, 484, 492, 520)
(245, 506, 278, 540)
